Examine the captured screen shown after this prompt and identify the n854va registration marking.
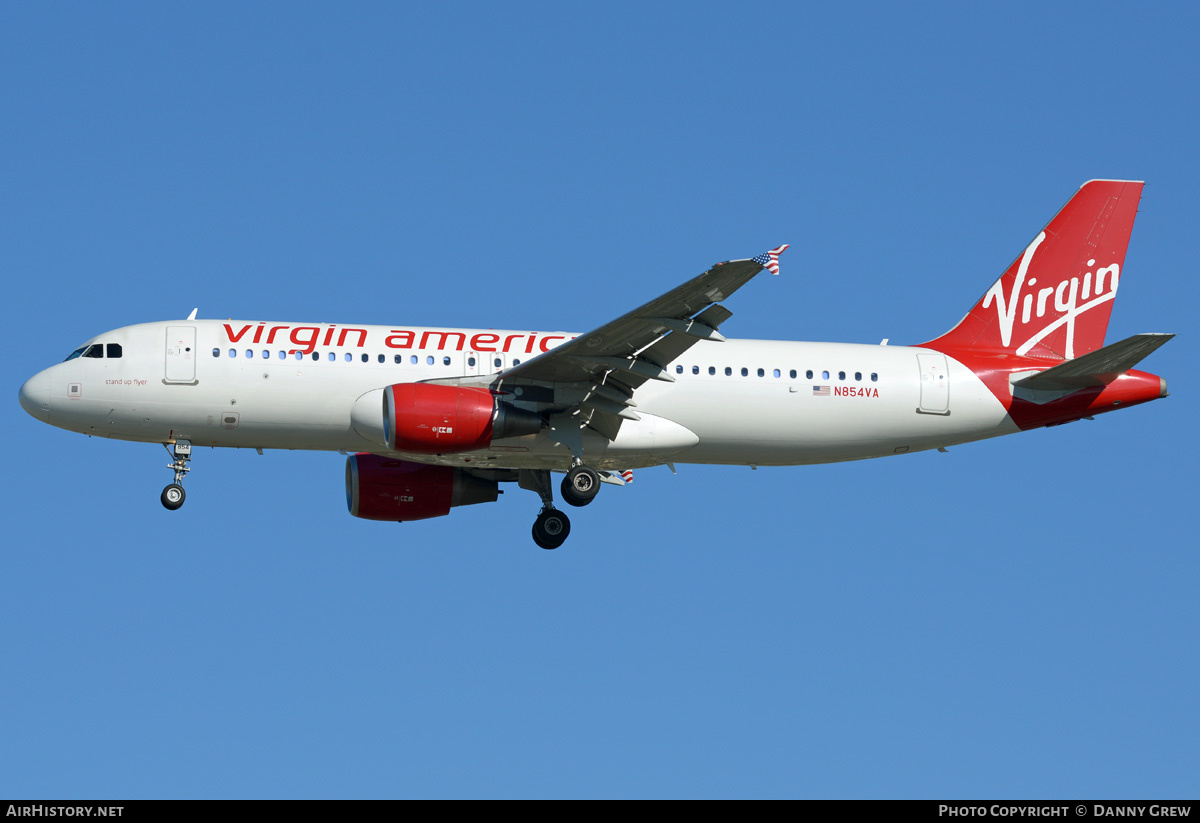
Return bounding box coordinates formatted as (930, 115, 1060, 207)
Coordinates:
(833, 386, 879, 398)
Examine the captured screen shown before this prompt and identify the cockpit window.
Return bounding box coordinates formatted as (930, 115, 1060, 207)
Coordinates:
(106, 344, 122, 358)
(64, 347, 87, 361)
(83, 345, 104, 359)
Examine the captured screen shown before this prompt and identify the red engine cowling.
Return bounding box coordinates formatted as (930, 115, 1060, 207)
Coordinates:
(383, 383, 540, 453)
(346, 453, 499, 522)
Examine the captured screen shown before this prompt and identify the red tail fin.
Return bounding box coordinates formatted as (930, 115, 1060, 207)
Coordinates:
(922, 180, 1144, 360)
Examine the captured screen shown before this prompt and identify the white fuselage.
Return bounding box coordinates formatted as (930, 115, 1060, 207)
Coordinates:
(21, 319, 1017, 471)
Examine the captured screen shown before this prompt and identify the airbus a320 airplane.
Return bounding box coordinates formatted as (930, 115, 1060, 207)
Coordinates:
(18, 180, 1172, 548)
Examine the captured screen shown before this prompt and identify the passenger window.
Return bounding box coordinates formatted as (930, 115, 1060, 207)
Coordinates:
(262, 351, 270, 359)
(708, 366, 715, 375)
(822, 370, 829, 379)
(493, 358, 501, 369)
(676, 365, 683, 374)
(361, 353, 369, 363)
(411, 356, 418, 364)
(757, 368, 765, 377)
(395, 355, 403, 364)
(229, 349, 236, 358)
(106, 344, 122, 358)
(806, 370, 813, 379)
(468, 357, 476, 367)
(293, 352, 301, 361)
(212, 348, 220, 358)
(312, 352, 319, 361)
(246, 350, 253, 359)
(725, 367, 732, 376)
(855, 372, 862, 381)
(344, 353, 352, 362)
(692, 366, 699, 375)
(871, 373, 878, 382)
(741, 368, 748, 377)
(378, 354, 385, 363)
(329, 352, 336, 362)
(838, 371, 845, 380)
(789, 369, 796, 378)
(427, 356, 435, 365)
(773, 369, 781, 378)
(513, 358, 521, 365)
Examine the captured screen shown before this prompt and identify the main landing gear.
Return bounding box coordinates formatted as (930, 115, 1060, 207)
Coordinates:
(160, 440, 192, 511)
(561, 465, 601, 508)
(519, 464, 603, 550)
(532, 509, 571, 550)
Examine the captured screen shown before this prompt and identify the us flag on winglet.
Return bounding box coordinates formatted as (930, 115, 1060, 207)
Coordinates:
(621, 470, 633, 484)
(752, 244, 790, 275)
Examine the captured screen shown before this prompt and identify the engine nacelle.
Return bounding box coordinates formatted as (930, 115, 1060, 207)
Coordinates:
(346, 453, 499, 522)
(382, 383, 540, 453)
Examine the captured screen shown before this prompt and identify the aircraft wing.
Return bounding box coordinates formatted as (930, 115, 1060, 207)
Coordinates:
(494, 246, 788, 438)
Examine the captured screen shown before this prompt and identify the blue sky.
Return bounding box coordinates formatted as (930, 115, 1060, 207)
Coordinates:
(2, 2, 1196, 799)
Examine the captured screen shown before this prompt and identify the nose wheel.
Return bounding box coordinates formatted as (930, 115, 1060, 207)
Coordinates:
(161, 440, 192, 511)
(161, 484, 186, 510)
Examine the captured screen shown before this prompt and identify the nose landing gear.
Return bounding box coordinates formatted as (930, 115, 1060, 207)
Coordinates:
(161, 440, 192, 511)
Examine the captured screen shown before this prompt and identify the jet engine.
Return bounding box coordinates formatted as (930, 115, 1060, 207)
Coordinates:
(346, 453, 499, 521)
(380, 383, 541, 453)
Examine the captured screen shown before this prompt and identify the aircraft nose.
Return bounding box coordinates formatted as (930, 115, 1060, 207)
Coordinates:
(18, 371, 50, 421)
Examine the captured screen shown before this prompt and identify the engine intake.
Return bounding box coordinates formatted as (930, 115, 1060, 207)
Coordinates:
(346, 453, 499, 522)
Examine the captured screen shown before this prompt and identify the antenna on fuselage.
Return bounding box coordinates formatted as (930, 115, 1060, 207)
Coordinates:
(187, 308, 198, 320)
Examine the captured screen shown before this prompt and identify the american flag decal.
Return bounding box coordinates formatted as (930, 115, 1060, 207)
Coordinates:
(752, 244, 790, 276)
(812, 385, 830, 397)
(621, 469, 633, 484)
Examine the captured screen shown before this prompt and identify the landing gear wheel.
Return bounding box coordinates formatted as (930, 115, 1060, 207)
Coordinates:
(561, 465, 601, 508)
(532, 509, 571, 550)
(161, 483, 186, 511)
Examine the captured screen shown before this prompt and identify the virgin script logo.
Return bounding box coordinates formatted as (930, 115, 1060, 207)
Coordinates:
(981, 232, 1120, 358)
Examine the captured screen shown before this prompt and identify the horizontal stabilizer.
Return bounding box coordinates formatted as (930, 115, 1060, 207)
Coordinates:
(1012, 333, 1174, 391)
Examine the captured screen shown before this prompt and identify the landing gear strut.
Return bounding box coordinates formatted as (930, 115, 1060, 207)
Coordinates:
(161, 440, 192, 511)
